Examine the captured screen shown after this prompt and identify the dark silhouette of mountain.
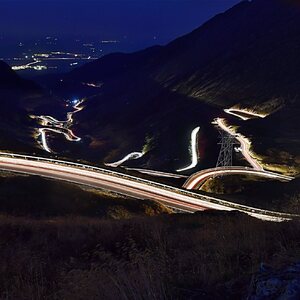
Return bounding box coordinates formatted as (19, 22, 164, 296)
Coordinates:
(0, 61, 20, 87)
(65, 0, 300, 109)
(0, 61, 63, 152)
(0, 61, 39, 92)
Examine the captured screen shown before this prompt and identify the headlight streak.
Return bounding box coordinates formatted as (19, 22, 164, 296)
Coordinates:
(33, 99, 84, 153)
(177, 127, 200, 172)
(224, 108, 267, 120)
(105, 152, 145, 168)
(0, 152, 297, 222)
(185, 108, 288, 192)
(184, 167, 294, 190)
(216, 118, 263, 170)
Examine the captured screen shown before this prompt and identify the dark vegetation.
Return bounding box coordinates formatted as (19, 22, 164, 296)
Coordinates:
(0, 2, 300, 297)
(0, 212, 299, 299)
(201, 176, 300, 214)
(239, 100, 300, 174)
(0, 173, 170, 219)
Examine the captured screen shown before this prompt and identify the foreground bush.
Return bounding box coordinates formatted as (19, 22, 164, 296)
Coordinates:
(0, 211, 299, 299)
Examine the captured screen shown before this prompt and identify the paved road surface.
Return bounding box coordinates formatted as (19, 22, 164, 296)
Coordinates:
(0, 152, 297, 222)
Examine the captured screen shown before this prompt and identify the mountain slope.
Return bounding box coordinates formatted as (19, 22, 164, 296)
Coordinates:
(55, 0, 300, 173)
(66, 0, 300, 109)
(0, 61, 62, 152)
(238, 98, 300, 174)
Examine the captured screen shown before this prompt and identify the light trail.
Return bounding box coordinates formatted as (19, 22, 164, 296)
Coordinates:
(34, 99, 84, 153)
(38, 129, 51, 153)
(125, 168, 188, 179)
(177, 127, 200, 172)
(215, 118, 263, 170)
(224, 108, 267, 121)
(185, 115, 288, 191)
(11, 60, 41, 71)
(66, 100, 84, 123)
(0, 152, 298, 222)
(184, 167, 293, 190)
(82, 82, 103, 88)
(38, 128, 81, 153)
(105, 152, 145, 168)
(40, 57, 98, 61)
(33, 115, 67, 127)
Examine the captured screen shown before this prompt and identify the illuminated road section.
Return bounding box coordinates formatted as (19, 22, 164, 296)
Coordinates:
(184, 167, 293, 190)
(38, 128, 81, 153)
(224, 108, 267, 121)
(82, 82, 103, 88)
(185, 109, 288, 191)
(125, 168, 188, 179)
(177, 127, 200, 172)
(215, 118, 263, 170)
(0, 152, 298, 222)
(105, 152, 145, 167)
(33, 99, 84, 153)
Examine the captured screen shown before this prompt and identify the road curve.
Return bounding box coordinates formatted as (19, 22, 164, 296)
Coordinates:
(215, 118, 264, 170)
(224, 108, 267, 121)
(177, 126, 200, 172)
(0, 152, 298, 222)
(33, 99, 84, 153)
(184, 167, 294, 190)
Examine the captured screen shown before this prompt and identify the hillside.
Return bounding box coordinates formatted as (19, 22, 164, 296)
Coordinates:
(238, 99, 300, 174)
(0, 212, 299, 299)
(0, 172, 170, 218)
(201, 175, 300, 213)
(0, 61, 63, 153)
(53, 0, 300, 172)
(65, 0, 300, 109)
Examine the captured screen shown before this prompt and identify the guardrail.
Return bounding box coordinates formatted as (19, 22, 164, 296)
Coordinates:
(183, 166, 294, 188)
(0, 151, 299, 221)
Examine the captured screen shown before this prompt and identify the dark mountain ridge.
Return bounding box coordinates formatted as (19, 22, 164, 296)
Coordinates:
(66, 0, 300, 109)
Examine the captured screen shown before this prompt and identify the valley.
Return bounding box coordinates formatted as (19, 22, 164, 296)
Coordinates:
(1, 1, 300, 299)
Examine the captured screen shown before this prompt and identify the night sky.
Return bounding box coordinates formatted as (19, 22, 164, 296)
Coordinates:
(1, 0, 241, 49)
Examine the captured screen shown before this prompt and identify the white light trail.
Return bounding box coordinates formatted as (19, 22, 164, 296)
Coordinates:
(0, 152, 297, 222)
(224, 108, 267, 121)
(105, 152, 144, 168)
(34, 99, 84, 153)
(11, 60, 42, 71)
(177, 127, 200, 172)
(216, 118, 263, 170)
(82, 82, 103, 88)
(125, 168, 188, 179)
(38, 129, 51, 153)
(184, 167, 293, 190)
(38, 128, 81, 153)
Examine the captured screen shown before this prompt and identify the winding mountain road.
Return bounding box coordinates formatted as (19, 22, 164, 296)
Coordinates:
(184, 167, 293, 190)
(0, 152, 298, 222)
(32, 99, 84, 153)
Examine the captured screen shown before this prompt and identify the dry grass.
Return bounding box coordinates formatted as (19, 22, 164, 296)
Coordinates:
(0, 212, 299, 299)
